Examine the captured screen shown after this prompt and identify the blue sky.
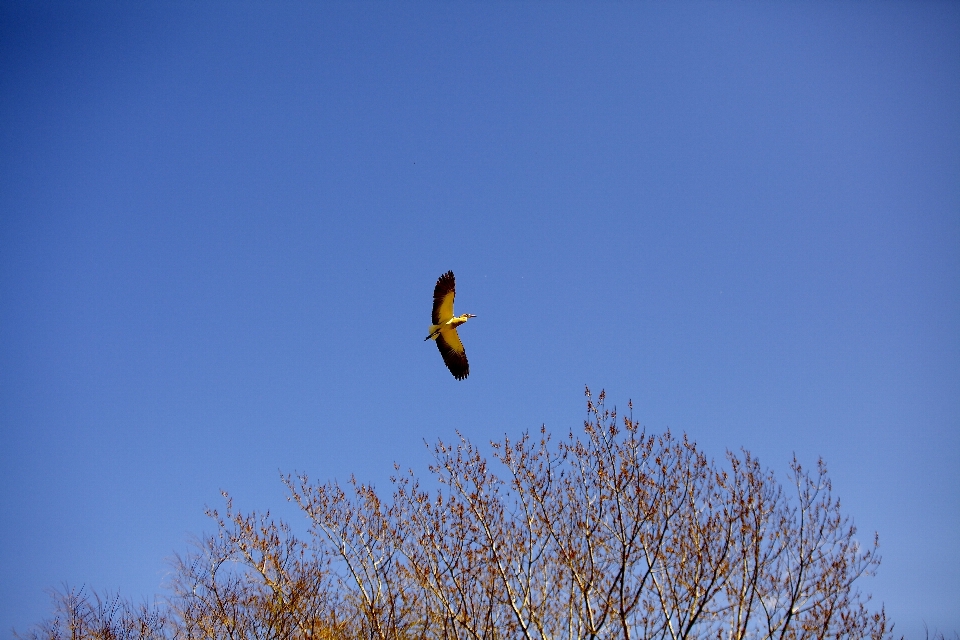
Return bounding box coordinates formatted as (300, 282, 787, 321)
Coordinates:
(1, 2, 957, 637)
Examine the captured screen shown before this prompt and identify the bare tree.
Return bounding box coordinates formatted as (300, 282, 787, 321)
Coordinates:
(14, 585, 169, 640)
(18, 389, 892, 640)
(166, 495, 347, 639)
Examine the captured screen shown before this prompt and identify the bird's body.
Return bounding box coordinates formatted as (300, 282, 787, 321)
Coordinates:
(425, 271, 475, 380)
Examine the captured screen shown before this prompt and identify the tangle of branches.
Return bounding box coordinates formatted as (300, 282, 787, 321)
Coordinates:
(19, 389, 891, 640)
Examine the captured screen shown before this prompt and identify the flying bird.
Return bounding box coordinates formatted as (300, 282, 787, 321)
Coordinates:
(425, 270, 476, 380)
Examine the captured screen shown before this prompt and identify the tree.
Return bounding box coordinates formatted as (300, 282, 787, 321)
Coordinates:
(18, 389, 892, 640)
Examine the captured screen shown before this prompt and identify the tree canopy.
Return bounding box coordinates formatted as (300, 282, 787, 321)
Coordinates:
(19, 390, 891, 640)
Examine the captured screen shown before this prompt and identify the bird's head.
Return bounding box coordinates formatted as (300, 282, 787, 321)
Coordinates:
(464, 314, 477, 319)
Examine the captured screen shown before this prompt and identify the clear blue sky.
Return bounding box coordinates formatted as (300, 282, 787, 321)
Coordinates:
(1, 2, 957, 637)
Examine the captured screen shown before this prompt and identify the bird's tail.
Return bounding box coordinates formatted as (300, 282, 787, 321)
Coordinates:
(425, 325, 441, 341)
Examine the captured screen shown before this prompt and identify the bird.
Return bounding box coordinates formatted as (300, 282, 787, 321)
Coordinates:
(425, 270, 476, 380)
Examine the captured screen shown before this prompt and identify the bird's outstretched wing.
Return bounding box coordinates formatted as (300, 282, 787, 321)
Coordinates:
(432, 271, 456, 325)
(436, 327, 469, 380)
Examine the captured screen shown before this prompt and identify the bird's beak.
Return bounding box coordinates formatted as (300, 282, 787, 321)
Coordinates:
(469, 314, 477, 318)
